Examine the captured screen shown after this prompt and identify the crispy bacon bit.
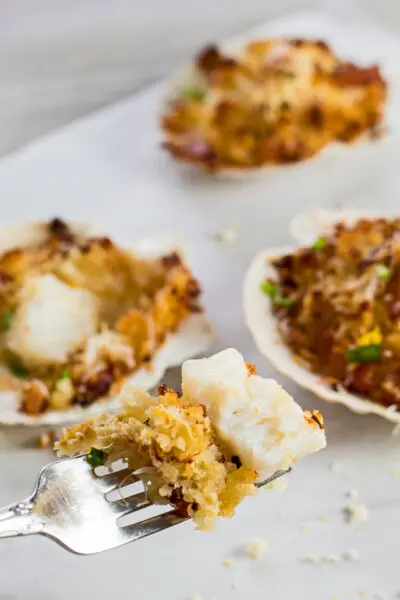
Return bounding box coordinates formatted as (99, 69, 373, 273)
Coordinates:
(196, 44, 234, 73)
(161, 252, 182, 268)
(21, 380, 49, 415)
(75, 368, 114, 407)
(332, 63, 386, 87)
(308, 105, 324, 128)
(245, 362, 257, 376)
(304, 410, 325, 430)
(48, 218, 74, 243)
(170, 488, 191, 517)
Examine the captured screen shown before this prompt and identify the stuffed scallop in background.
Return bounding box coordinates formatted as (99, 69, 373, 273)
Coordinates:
(244, 208, 400, 423)
(0, 219, 214, 426)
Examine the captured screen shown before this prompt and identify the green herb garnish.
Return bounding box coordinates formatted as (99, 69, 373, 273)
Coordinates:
(1, 308, 15, 331)
(86, 447, 105, 468)
(311, 236, 328, 251)
(375, 264, 392, 280)
(8, 361, 29, 378)
(260, 281, 294, 309)
(346, 344, 381, 364)
(181, 86, 206, 102)
(59, 368, 71, 380)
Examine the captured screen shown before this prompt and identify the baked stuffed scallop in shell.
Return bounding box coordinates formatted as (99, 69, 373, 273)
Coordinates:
(161, 36, 387, 173)
(244, 210, 400, 422)
(0, 219, 214, 425)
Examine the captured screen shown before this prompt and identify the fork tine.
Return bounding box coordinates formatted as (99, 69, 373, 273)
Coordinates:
(94, 468, 136, 494)
(119, 509, 186, 543)
(111, 491, 151, 518)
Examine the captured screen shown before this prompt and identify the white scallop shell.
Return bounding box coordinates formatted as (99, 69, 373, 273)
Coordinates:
(0, 221, 214, 426)
(244, 230, 400, 423)
(289, 207, 398, 245)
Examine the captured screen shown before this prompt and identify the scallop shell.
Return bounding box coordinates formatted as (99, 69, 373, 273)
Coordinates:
(0, 221, 214, 426)
(244, 217, 400, 423)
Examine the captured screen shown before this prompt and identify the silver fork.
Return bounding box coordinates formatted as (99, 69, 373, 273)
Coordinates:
(0, 455, 290, 555)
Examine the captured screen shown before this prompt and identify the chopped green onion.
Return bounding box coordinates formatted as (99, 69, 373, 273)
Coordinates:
(1, 308, 15, 331)
(181, 86, 206, 102)
(375, 264, 392, 280)
(59, 368, 71, 380)
(346, 344, 381, 364)
(260, 281, 294, 309)
(311, 236, 328, 251)
(260, 281, 278, 297)
(8, 361, 29, 378)
(86, 448, 105, 468)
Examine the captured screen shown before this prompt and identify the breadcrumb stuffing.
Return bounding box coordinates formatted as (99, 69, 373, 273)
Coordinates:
(245, 538, 269, 558)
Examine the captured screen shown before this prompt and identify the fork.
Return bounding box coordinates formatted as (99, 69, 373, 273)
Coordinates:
(0, 455, 290, 555)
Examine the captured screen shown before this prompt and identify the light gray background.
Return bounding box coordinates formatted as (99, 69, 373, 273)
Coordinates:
(0, 0, 397, 157)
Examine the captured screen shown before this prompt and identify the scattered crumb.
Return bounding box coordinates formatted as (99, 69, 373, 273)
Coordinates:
(211, 223, 239, 245)
(190, 595, 203, 600)
(37, 430, 55, 449)
(342, 549, 360, 562)
(359, 591, 365, 597)
(245, 538, 269, 559)
(231, 581, 239, 592)
(330, 460, 343, 473)
(320, 515, 329, 523)
(391, 470, 399, 478)
(300, 523, 308, 532)
(304, 553, 321, 565)
(223, 559, 232, 567)
(346, 489, 359, 500)
(344, 504, 369, 524)
(324, 554, 340, 564)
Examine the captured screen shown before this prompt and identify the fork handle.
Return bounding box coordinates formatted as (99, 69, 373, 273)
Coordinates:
(0, 499, 43, 539)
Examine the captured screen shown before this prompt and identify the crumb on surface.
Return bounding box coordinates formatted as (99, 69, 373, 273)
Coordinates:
(223, 559, 232, 567)
(346, 489, 359, 499)
(330, 460, 343, 473)
(212, 223, 239, 245)
(300, 523, 308, 532)
(320, 515, 329, 522)
(344, 504, 369, 524)
(342, 549, 360, 562)
(245, 538, 269, 558)
(304, 553, 321, 564)
(190, 595, 203, 600)
(391, 469, 399, 477)
(37, 430, 55, 449)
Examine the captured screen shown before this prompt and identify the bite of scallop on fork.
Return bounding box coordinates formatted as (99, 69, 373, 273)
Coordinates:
(0, 349, 326, 554)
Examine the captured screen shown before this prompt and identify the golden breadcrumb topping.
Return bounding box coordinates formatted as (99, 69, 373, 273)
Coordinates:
(56, 384, 256, 530)
(162, 38, 387, 171)
(264, 217, 400, 409)
(0, 219, 202, 414)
